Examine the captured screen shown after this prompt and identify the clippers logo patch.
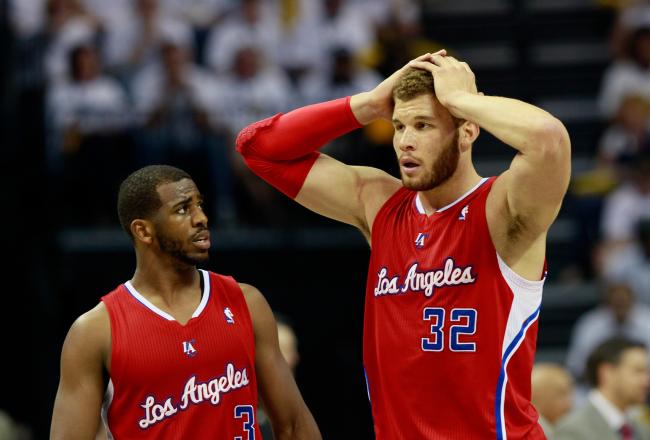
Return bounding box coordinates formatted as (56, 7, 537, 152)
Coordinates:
(182, 339, 197, 358)
(415, 233, 429, 249)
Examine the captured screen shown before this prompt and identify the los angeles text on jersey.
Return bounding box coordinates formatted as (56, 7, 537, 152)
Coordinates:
(373, 257, 476, 297)
(138, 363, 250, 429)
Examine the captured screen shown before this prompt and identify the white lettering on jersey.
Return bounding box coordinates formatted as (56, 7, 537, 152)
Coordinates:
(137, 363, 250, 429)
(374, 258, 476, 298)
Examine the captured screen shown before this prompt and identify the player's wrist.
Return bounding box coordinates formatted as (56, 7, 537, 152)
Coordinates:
(350, 92, 384, 125)
(438, 91, 473, 118)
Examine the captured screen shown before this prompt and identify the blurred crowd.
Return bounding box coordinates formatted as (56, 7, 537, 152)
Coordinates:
(9, 0, 426, 228)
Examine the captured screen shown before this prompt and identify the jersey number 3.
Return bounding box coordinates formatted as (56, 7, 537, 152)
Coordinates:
(234, 405, 255, 440)
(421, 307, 477, 352)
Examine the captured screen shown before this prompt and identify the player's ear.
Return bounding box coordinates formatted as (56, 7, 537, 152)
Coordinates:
(131, 219, 154, 245)
(458, 121, 479, 153)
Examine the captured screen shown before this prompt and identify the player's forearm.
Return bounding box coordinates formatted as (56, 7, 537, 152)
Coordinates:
(273, 411, 322, 440)
(350, 91, 384, 125)
(442, 91, 570, 159)
(236, 97, 362, 161)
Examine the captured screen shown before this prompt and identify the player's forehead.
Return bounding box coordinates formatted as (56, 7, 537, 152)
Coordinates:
(156, 178, 201, 205)
(392, 94, 446, 122)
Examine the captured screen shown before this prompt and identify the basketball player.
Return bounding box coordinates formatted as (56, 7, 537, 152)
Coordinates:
(236, 51, 571, 438)
(50, 165, 321, 439)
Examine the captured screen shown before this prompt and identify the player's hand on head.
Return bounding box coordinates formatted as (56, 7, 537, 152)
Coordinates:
(366, 50, 447, 120)
(408, 53, 479, 107)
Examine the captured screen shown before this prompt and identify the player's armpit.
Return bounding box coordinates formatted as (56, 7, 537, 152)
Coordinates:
(239, 284, 322, 440)
(499, 120, 571, 236)
(295, 154, 401, 238)
(51, 304, 110, 440)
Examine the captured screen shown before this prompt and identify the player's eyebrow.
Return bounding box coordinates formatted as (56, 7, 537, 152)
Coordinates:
(171, 196, 192, 209)
(171, 194, 204, 209)
(392, 115, 435, 124)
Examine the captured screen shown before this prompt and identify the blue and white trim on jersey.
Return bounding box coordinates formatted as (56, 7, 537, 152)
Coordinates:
(123, 269, 211, 322)
(494, 253, 544, 440)
(415, 177, 489, 214)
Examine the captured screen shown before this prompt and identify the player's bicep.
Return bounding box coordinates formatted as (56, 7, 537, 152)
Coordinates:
(503, 130, 571, 234)
(296, 154, 400, 235)
(51, 310, 108, 440)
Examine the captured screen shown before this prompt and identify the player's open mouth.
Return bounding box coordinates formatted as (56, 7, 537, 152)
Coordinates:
(400, 157, 421, 176)
(191, 231, 211, 250)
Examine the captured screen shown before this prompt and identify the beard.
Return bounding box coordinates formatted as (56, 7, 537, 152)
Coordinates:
(157, 230, 209, 266)
(401, 130, 460, 191)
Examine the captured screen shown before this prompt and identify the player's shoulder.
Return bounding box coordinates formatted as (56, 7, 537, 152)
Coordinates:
(67, 303, 110, 346)
(62, 303, 111, 360)
(237, 283, 266, 307)
(236, 283, 274, 334)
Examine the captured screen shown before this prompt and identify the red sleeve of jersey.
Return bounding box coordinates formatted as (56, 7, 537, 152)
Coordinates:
(236, 96, 362, 198)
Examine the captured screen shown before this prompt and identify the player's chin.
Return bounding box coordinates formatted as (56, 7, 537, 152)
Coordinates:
(401, 175, 433, 191)
(186, 249, 210, 263)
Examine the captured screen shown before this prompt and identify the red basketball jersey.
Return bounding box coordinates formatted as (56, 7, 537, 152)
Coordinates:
(364, 177, 546, 440)
(101, 270, 260, 439)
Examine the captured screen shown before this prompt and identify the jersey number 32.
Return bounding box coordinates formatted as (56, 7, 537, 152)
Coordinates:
(421, 307, 477, 352)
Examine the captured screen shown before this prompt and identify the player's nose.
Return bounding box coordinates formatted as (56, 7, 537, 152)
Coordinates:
(397, 128, 416, 151)
(192, 205, 208, 228)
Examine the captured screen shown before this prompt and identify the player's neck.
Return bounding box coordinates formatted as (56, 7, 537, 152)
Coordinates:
(417, 163, 482, 215)
(131, 254, 200, 302)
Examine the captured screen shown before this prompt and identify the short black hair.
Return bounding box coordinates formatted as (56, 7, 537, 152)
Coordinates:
(585, 337, 646, 387)
(117, 165, 192, 238)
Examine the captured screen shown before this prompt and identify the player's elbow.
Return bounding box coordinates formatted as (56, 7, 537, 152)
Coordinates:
(534, 117, 571, 162)
(235, 113, 282, 158)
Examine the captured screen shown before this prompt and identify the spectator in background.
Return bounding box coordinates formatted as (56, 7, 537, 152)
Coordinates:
(608, 1, 650, 60)
(299, 47, 382, 105)
(204, 0, 279, 74)
(157, 0, 231, 64)
(101, 0, 192, 80)
(602, 220, 650, 304)
(600, 151, 650, 245)
(597, 94, 650, 171)
(555, 337, 650, 440)
(210, 44, 292, 225)
(209, 45, 291, 135)
(531, 363, 575, 438)
(315, 0, 375, 65)
(46, 43, 132, 224)
(599, 26, 650, 119)
(272, 0, 322, 82)
(565, 282, 650, 380)
(132, 40, 235, 224)
(43, 0, 101, 83)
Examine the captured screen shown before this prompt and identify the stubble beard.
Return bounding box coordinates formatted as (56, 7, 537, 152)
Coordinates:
(401, 130, 460, 191)
(157, 231, 208, 266)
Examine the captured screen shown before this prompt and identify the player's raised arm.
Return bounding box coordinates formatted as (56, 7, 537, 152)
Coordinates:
(410, 55, 571, 238)
(239, 283, 321, 440)
(235, 53, 442, 239)
(51, 304, 110, 440)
